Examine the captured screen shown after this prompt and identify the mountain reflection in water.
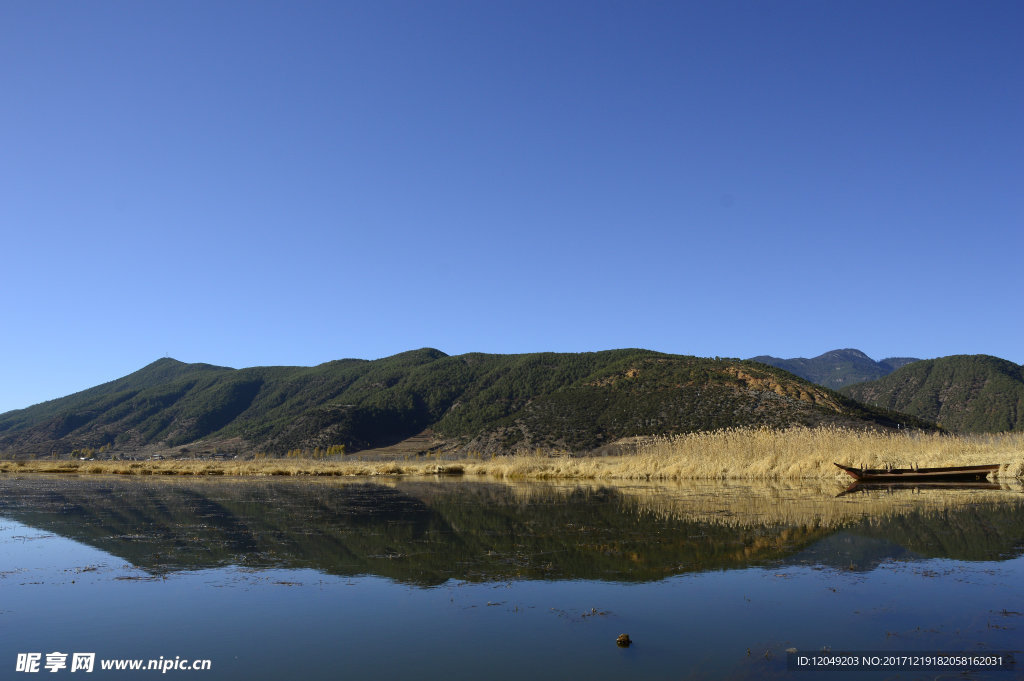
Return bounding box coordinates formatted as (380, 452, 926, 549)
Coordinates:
(0, 476, 1022, 585)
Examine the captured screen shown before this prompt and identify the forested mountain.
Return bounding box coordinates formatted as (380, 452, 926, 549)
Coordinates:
(841, 355, 1024, 433)
(749, 349, 921, 389)
(0, 348, 935, 457)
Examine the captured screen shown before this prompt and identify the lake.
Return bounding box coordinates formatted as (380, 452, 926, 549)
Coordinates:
(1, 475, 1021, 680)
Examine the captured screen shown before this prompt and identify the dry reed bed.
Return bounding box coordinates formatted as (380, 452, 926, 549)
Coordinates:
(2, 427, 1022, 481)
(629, 427, 1024, 480)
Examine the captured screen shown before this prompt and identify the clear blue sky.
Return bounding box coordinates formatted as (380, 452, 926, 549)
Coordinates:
(2, 1, 1021, 413)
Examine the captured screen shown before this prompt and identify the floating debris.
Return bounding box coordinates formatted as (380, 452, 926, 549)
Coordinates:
(616, 633, 631, 647)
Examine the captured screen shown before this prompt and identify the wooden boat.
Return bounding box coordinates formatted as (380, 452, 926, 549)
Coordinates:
(834, 462, 1000, 482)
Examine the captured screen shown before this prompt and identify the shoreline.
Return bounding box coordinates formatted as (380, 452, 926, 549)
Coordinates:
(2, 428, 1024, 481)
(3, 427, 1023, 481)
(1, 458, 1021, 482)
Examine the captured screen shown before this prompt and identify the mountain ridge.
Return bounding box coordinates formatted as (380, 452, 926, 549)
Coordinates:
(841, 354, 1024, 433)
(749, 348, 922, 390)
(0, 348, 936, 457)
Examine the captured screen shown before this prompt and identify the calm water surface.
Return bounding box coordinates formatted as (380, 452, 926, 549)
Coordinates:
(1, 475, 1022, 680)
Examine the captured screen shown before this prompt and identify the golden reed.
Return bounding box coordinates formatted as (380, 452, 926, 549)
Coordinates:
(2, 427, 1022, 481)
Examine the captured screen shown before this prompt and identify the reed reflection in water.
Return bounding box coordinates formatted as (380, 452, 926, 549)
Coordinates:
(2, 475, 1024, 681)
(1, 475, 1022, 583)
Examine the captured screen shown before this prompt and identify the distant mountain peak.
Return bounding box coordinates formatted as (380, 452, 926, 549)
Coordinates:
(749, 349, 921, 390)
(148, 357, 185, 367)
(821, 348, 872, 360)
